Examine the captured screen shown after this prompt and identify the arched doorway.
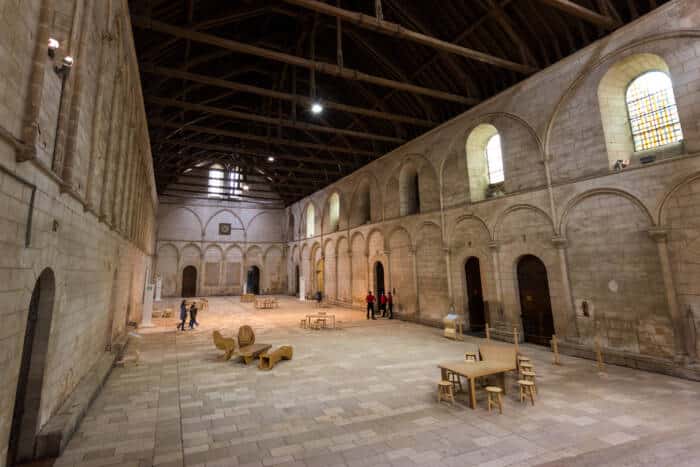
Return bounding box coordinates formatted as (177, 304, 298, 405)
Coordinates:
(315, 259, 324, 296)
(8, 268, 55, 466)
(247, 266, 260, 295)
(374, 262, 385, 297)
(465, 257, 485, 332)
(294, 265, 300, 295)
(517, 255, 555, 345)
(182, 266, 197, 297)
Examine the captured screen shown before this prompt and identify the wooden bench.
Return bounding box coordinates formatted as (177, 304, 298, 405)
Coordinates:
(239, 344, 272, 364)
(240, 293, 256, 303)
(255, 297, 278, 309)
(258, 345, 293, 370)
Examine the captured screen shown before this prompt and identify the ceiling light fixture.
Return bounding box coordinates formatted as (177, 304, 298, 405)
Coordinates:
(243, 184, 250, 191)
(311, 102, 323, 114)
(48, 38, 60, 57)
(267, 156, 275, 162)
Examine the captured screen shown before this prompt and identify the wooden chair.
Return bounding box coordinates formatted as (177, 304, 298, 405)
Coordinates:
(437, 381, 455, 405)
(521, 370, 537, 394)
(486, 386, 503, 414)
(446, 370, 463, 393)
(238, 325, 256, 347)
(518, 380, 536, 405)
(212, 331, 236, 361)
(465, 351, 478, 362)
(299, 319, 308, 329)
(258, 345, 293, 370)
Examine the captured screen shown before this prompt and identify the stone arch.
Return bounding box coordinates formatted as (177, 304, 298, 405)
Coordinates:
(349, 231, 367, 256)
(204, 208, 245, 235)
(366, 228, 386, 255)
(180, 243, 202, 264)
(598, 53, 678, 166)
(246, 245, 263, 259)
(157, 243, 179, 263)
(8, 268, 56, 465)
(657, 171, 700, 225)
(387, 225, 413, 250)
(156, 244, 179, 297)
(203, 244, 224, 260)
(159, 207, 203, 240)
(225, 244, 244, 258)
(559, 188, 655, 237)
(291, 244, 300, 263)
(383, 176, 400, 220)
(321, 190, 344, 234)
(287, 211, 296, 241)
(349, 173, 382, 227)
(415, 222, 448, 323)
(336, 236, 351, 303)
(399, 162, 420, 216)
(448, 214, 492, 246)
(302, 199, 320, 238)
(544, 31, 700, 160)
(494, 205, 555, 240)
(247, 211, 283, 242)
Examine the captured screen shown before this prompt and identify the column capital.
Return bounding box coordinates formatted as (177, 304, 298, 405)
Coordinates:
(648, 227, 668, 243)
(408, 247, 416, 256)
(551, 235, 568, 249)
(443, 247, 451, 255)
(383, 249, 391, 256)
(488, 240, 500, 251)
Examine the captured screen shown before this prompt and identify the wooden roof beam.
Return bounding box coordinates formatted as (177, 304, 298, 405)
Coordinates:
(131, 16, 476, 105)
(536, 0, 616, 28)
(281, 0, 536, 74)
(146, 95, 404, 143)
(150, 119, 376, 156)
(142, 65, 435, 127)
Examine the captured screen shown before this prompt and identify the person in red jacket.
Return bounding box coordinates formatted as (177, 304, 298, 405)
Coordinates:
(387, 291, 394, 319)
(366, 290, 376, 320)
(379, 292, 387, 317)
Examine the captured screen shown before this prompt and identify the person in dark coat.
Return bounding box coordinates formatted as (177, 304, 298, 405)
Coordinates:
(366, 291, 376, 320)
(178, 300, 187, 331)
(188, 302, 198, 329)
(387, 292, 394, 319)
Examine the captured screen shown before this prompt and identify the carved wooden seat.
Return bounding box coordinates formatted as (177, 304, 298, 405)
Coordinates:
(238, 325, 256, 347)
(212, 330, 236, 361)
(258, 345, 293, 370)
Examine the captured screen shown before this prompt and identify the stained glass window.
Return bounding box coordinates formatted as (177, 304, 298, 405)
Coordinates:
(626, 71, 683, 151)
(485, 134, 504, 184)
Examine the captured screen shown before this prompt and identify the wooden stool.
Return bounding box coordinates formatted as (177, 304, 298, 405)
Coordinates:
(518, 380, 536, 405)
(465, 352, 478, 362)
(519, 362, 534, 374)
(437, 381, 455, 405)
(310, 319, 322, 330)
(521, 370, 537, 394)
(299, 319, 307, 329)
(486, 386, 503, 414)
(517, 355, 530, 367)
(446, 370, 463, 393)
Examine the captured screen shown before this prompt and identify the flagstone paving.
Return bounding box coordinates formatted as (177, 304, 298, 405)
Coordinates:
(52, 297, 700, 467)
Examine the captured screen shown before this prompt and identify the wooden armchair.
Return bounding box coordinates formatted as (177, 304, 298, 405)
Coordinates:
(213, 330, 236, 361)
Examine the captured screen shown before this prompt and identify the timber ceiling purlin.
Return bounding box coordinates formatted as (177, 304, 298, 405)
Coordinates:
(129, 0, 665, 206)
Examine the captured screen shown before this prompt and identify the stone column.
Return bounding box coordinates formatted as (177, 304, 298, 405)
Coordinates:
(648, 228, 684, 357)
(444, 246, 453, 305)
(488, 240, 503, 304)
(334, 253, 339, 301)
(409, 247, 420, 318)
(348, 251, 353, 305)
(242, 252, 248, 294)
(552, 235, 579, 339)
(384, 250, 392, 292)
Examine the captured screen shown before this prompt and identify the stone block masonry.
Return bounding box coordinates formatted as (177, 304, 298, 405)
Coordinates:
(0, 0, 156, 465)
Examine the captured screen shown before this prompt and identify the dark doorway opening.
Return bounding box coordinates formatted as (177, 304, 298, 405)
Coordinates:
(8, 268, 55, 466)
(247, 266, 261, 295)
(374, 262, 385, 298)
(182, 266, 197, 297)
(295, 265, 300, 296)
(517, 255, 555, 345)
(465, 257, 485, 332)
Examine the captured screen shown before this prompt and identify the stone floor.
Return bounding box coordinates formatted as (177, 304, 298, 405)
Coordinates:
(51, 296, 700, 467)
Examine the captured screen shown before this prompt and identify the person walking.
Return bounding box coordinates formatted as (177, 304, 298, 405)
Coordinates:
(178, 300, 187, 331)
(366, 290, 376, 320)
(379, 292, 387, 317)
(188, 302, 198, 329)
(387, 291, 394, 319)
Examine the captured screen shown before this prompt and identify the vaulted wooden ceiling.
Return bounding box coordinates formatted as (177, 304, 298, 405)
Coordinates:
(129, 0, 666, 207)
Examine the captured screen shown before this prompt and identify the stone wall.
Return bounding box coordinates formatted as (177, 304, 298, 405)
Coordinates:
(0, 0, 156, 464)
(155, 198, 288, 296)
(286, 0, 700, 370)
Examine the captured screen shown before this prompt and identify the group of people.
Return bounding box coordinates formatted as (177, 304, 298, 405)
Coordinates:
(178, 300, 199, 331)
(365, 290, 393, 320)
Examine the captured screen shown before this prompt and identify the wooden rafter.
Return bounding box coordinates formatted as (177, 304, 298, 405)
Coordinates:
(536, 0, 616, 28)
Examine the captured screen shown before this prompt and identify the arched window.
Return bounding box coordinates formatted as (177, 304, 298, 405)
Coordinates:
(329, 193, 340, 231)
(306, 203, 315, 238)
(208, 164, 225, 198)
(485, 134, 504, 184)
(625, 71, 683, 152)
(399, 164, 420, 216)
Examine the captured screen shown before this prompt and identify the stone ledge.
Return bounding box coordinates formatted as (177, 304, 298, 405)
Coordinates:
(559, 341, 700, 382)
(34, 350, 118, 459)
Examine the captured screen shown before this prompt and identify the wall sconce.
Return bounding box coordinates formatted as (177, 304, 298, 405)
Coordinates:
(48, 38, 60, 58)
(55, 55, 74, 75)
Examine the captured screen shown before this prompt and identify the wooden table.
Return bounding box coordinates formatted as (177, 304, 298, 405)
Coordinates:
(306, 313, 335, 329)
(438, 361, 514, 409)
(239, 344, 272, 364)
